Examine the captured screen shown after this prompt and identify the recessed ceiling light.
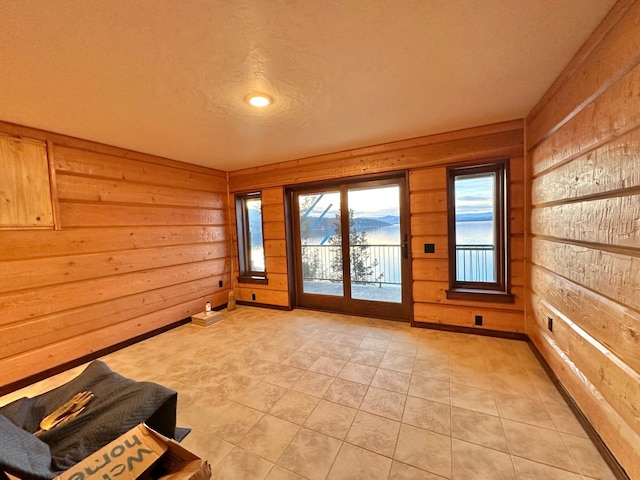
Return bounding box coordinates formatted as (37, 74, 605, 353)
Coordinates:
(246, 93, 272, 108)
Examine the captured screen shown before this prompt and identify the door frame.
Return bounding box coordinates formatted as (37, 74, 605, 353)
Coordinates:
(285, 172, 413, 322)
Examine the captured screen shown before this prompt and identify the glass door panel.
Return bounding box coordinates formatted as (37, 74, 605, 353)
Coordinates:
(347, 185, 402, 303)
(298, 191, 343, 296)
(291, 176, 410, 320)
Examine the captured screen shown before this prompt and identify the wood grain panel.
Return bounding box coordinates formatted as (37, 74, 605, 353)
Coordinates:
(411, 236, 448, 259)
(414, 303, 524, 332)
(0, 120, 226, 178)
(252, 273, 288, 291)
(511, 236, 525, 261)
(231, 185, 290, 308)
(410, 213, 448, 236)
(0, 136, 54, 228)
(59, 203, 226, 227)
(527, 0, 640, 148)
(0, 243, 227, 293)
(262, 187, 284, 205)
(262, 204, 285, 222)
(413, 280, 524, 310)
(0, 260, 221, 326)
(509, 182, 525, 209)
(412, 257, 522, 286)
(510, 258, 525, 287)
(1, 277, 227, 359)
(531, 264, 640, 373)
(531, 62, 640, 176)
(532, 126, 640, 205)
(531, 238, 640, 313)
(229, 124, 523, 191)
(510, 207, 525, 235)
(265, 239, 287, 257)
(227, 121, 523, 320)
(510, 156, 525, 182)
(235, 271, 288, 292)
(530, 294, 640, 436)
(55, 146, 225, 192)
(266, 256, 288, 274)
(263, 221, 286, 240)
(229, 120, 522, 186)
(412, 258, 449, 282)
(0, 226, 227, 261)
(409, 191, 447, 213)
(526, 6, 640, 475)
(531, 195, 640, 248)
(528, 327, 640, 480)
(0, 123, 229, 388)
(1, 295, 219, 387)
(409, 168, 447, 191)
(235, 287, 289, 306)
(57, 173, 226, 208)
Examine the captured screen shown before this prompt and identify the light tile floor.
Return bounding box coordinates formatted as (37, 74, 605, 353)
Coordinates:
(1, 307, 617, 480)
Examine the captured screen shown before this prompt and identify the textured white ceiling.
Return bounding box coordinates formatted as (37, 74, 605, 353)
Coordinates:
(0, 1, 615, 171)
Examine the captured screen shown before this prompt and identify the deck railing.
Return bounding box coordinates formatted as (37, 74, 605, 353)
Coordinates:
(302, 243, 496, 285)
(301, 244, 401, 285)
(455, 244, 495, 282)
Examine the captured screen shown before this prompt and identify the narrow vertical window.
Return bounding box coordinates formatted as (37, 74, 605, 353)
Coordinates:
(236, 192, 267, 281)
(446, 162, 512, 302)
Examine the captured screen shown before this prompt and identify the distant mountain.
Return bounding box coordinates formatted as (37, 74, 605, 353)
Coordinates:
(456, 212, 493, 222)
(300, 215, 396, 235)
(374, 215, 400, 225)
(354, 217, 396, 229)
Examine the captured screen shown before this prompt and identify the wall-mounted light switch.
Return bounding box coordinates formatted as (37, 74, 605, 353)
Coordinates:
(424, 243, 435, 254)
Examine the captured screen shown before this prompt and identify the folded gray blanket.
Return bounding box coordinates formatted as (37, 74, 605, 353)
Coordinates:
(0, 360, 178, 480)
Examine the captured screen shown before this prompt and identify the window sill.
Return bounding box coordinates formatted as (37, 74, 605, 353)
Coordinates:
(446, 288, 514, 303)
(237, 276, 269, 285)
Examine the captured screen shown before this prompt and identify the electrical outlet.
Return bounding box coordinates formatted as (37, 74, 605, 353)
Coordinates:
(547, 316, 553, 331)
(475, 315, 483, 326)
(251, 293, 256, 301)
(424, 243, 435, 254)
(218, 280, 223, 287)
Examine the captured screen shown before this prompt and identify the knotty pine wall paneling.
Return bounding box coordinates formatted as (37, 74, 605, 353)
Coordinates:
(228, 120, 525, 332)
(525, 1, 640, 476)
(0, 122, 230, 390)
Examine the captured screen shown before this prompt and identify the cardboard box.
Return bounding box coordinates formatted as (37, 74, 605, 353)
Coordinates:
(55, 424, 210, 480)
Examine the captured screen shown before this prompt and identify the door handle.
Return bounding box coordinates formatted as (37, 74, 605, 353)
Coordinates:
(401, 234, 408, 259)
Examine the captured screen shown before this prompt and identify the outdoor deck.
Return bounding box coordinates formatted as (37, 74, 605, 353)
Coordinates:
(302, 280, 402, 303)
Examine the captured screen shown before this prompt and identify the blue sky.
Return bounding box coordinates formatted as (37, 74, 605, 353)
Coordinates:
(301, 187, 400, 218)
(298, 178, 493, 218)
(454, 175, 494, 215)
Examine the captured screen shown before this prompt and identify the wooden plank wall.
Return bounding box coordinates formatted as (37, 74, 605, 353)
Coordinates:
(410, 157, 526, 332)
(228, 187, 290, 307)
(0, 122, 230, 390)
(228, 120, 525, 332)
(525, 1, 640, 477)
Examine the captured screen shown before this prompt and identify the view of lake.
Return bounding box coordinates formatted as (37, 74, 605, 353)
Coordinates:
(306, 220, 494, 247)
(456, 220, 493, 245)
